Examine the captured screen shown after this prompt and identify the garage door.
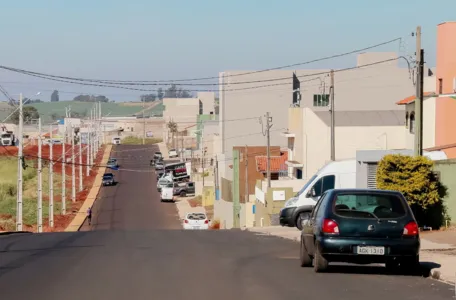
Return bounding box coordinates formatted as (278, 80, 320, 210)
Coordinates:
(367, 163, 378, 189)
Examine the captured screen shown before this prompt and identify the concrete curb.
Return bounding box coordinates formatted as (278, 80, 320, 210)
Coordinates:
(64, 145, 113, 232)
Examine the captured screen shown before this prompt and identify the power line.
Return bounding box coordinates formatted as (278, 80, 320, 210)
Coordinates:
(0, 37, 401, 84)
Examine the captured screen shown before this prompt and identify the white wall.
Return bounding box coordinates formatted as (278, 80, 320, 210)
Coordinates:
(302, 108, 406, 179)
(405, 97, 436, 150)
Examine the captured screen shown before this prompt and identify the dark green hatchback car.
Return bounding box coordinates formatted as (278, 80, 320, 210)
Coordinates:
(300, 189, 420, 273)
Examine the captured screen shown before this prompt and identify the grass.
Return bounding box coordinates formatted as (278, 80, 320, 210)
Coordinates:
(0, 157, 70, 231)
(121, 136, 163, 145)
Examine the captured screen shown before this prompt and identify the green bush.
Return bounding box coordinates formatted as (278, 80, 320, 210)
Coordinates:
(377, 154, 447, 228)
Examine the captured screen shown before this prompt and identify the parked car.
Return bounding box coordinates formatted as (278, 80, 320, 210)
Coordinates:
(111, 137, 121, 145)
(154, 151, 163, 160)
(299, 189, 420, 273)
(157, 178, 172, 193)
(155, 162, 164, 170)
(107, 158, 119, 169)
(173, 182, 195, 197)
(168, 148, 178, 158)
(160, 182, 174, 202)
(102, 173, 115, 186)
(156, 171, 164, 180)
(183, 212, 210, 230)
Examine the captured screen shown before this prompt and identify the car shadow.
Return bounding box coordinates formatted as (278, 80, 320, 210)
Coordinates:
(324, 261, 441, 278)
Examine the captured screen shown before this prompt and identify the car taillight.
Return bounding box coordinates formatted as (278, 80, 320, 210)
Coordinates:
(322, 219, 339, 234)
(204, 220, 209, 224)
(403, 221, 419, 236)
(184, 220, 188, 224)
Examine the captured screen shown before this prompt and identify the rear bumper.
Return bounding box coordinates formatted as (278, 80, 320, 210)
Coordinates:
(279, 207, 296, 227)
(317, 236, 420, 263)
(183, 224, 209, 230)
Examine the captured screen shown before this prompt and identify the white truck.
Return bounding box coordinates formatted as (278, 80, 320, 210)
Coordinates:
(279, 159, 356, 230)
(0, 131, 15, 146)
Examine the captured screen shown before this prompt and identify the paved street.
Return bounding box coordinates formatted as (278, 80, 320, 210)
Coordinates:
(0, 145, 454, 300)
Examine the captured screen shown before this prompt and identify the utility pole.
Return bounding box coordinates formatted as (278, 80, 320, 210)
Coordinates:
(181, 131, 184, 161)
(49, 123, 54, 227)
(232, 149, 240, 228)
(215, 155, 219, 200)
(330, 69, 335, 161)
(261, 112, 273, 188)
(414, 26, 424, 156)
(78, 131, 83, 192)
(37, 118, 43, 233)
(16, 93, 23, 231)
(202, 130, 205, 187)
(99, 101, 103, 146)
(61, 130, 66, 215)
(71, 125, 76, 202)
(244, 145, 248, 203)
(142, 98, 146, 145)
(87, 123, 90, 176)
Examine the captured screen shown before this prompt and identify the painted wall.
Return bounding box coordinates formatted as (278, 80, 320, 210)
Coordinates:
(197, 92, 216, 115)
(405, 98, 436, 150)
(433, 159, 456, 225)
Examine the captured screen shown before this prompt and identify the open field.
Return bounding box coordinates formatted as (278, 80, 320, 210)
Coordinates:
(27, 101, 164, 122)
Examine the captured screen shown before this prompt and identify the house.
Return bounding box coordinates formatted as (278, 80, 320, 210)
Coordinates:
(396, 22, 456, 158)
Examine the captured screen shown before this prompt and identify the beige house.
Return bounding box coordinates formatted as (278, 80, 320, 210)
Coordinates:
(283, 107, 406, 181)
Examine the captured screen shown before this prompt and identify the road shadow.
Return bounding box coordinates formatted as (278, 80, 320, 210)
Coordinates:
(322, 261, 441, 278)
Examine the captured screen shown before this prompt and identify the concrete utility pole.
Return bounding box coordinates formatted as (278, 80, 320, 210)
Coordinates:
(16, 93, 23, 231)
(37, 118, 43, 233)
(414, 26, 424, 156)
(49, 124, 54, 227)
(99, 101, 103, 146)
(142, 98, 146, 145)
(330, 69, 335, 161)
(261, 112, 273, 188)
(181, 131, 184, 161)
(61, 130, 66, 215)
(202, 130, 205, 187)
(87, 123, 91, 176)
(78, 132, 83, 192)
(232, 149, 240, 228)
(71, 125, 76, 202)
(214, 155, 219, 200)
(244, 145, 248, 204)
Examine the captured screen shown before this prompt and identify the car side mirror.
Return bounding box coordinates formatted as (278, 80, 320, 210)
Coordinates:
(306, 188, 316, 198)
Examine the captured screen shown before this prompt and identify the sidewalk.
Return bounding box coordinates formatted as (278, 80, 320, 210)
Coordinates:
(245, 226, 456, 284)
(64, 145, 112, 232)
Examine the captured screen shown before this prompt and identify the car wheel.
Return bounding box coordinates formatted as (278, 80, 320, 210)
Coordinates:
(295, 212, 310, 230)
(300, 237, 312, 267)
(313, 244, 329, 273)
(180, 191, 186, 197)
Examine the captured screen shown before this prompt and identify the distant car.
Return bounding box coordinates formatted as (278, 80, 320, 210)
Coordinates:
(160, 182, 174, 202)
(154, 151, 163, 160)
(112, 137, 121, 145)
(299, 189, 420, 273)
(107, 158, 119, 169)
(168, 148, 178, 158)
(173, 182, 195, 197)
(102, 173, 115, 186)
(183, 212, 210, 230)
(157, 178, 172, 193)
(156, 171, 164, 181)
(155, 162, 164, 170)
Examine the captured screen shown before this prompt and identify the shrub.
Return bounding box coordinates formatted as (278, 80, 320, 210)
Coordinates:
(377, 154, 447, 228)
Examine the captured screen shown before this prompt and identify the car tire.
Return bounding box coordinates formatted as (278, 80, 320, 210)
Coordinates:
(300, 237, 312, 267)
(313, 244, 329, 273)
(180, 191, 186, 197)
(295, 212, 310, 230)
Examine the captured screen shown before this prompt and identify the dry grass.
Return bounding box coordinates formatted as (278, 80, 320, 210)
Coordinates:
(188, 195, 202, 207)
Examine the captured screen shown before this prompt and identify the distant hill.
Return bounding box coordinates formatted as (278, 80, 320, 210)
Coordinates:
(27, 101, 164, 123)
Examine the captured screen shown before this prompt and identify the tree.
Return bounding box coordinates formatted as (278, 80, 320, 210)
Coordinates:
(51, 90, 59, 102)
(167, 120, 178, 148)
(73, 94, 109, 102)
(157, 88, 164, 100)
(164, 84, 192, 98)
(140, 94, 157, 102)
(11, 106, 39, 124)
(377, 154, 447, 227)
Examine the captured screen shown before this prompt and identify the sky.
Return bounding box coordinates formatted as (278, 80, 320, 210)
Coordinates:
(0, 0, 455, 102)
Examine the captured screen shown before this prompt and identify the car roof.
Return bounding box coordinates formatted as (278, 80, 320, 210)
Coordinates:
(329, 188, 402, 195)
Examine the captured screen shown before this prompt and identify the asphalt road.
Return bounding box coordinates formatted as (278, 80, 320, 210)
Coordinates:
(0, 145, 454, 300)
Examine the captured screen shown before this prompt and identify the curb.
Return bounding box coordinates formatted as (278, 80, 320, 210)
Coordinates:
(64, 145, 113, 232)
(0, 231, 33, 236)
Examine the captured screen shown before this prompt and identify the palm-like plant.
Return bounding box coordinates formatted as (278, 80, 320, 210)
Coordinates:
(167, 121, 178, 148)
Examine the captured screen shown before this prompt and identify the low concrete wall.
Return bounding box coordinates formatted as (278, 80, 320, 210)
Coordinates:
(434, 159, 456, 225)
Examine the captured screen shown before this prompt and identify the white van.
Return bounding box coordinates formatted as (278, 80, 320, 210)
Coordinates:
(111, 137, 121, 145)
(279, 159, 356, 230)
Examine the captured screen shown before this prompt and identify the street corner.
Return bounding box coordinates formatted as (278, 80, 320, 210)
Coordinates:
(246, 225, 301, 241)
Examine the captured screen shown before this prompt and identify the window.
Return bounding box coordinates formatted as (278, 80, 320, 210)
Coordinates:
(409, 112, 415, 134)
(316, 192, 329, 219)
(439, 78, 443, 94)
(311, 175, 335, 197)
(333, 193, 406, 219)
(311, 192, 327, 218)
(405, 111, 409, 129)
(313, 94, 330, 107)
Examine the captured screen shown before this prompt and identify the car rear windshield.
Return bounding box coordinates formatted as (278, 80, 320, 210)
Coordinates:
(187, 213, 206, 220)
(333, 193, 407, 219)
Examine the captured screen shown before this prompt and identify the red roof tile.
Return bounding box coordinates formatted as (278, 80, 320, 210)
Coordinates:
(255, 152, 288, 172)
(396, 92, 434, 105)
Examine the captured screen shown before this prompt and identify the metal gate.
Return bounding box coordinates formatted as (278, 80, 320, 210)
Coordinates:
(367, 163, 378, 189)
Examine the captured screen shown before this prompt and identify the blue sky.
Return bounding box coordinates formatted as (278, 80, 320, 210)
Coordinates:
(0, 0, 455, 102)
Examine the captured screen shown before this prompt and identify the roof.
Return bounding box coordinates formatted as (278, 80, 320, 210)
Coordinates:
(255, 152, 288, 173)
(396, 92, 434, 105)
(314, 110, 404, 127)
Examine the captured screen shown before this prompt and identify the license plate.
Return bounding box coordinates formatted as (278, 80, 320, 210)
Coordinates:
(192, 226, 201, 230)
(356, 246, 385, 255)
